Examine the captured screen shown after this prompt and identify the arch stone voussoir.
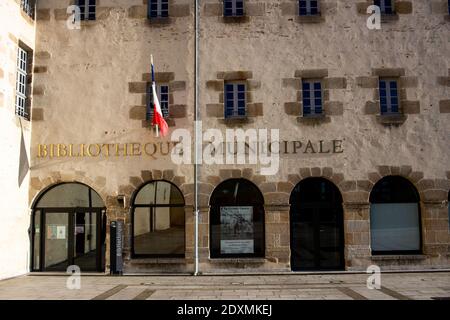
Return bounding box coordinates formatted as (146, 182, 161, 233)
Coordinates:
(140, 170, 152, 182)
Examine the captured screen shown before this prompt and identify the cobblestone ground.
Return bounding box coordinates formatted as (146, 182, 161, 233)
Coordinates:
(0, 272, 449, 300)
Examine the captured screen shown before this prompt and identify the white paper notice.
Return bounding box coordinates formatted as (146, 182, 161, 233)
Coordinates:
(220, 206, 254, 254)
(56, 226, 66, 239)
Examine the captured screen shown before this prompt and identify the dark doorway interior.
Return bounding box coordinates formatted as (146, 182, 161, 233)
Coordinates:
(290, 178, 345, 271)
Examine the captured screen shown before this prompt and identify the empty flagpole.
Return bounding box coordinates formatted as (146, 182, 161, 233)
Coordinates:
(151, 54, 159, 137)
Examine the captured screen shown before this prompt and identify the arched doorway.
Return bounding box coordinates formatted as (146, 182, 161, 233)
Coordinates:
(131, 180, 185, 257)
(370, 176, 421, 254)
(209, 179, 265, 258)
(31, 183, 106, 272)
(290, 178, 344, 271)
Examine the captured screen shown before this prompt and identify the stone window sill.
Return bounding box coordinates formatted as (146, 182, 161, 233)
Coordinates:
(147, 17, 172, 25)
(142, 118, 175, 128)
(208, 258, 267, 264)
(129, 257, 186, 264)
(296, 115, 331, 125)
(376, 114, 407, 125)
(371, 255, 426, 261)
(219, 117, 253, 125)
(222, 16, 250, 23)
(381, 13, 399, 22)
(296, 14, 324, 23)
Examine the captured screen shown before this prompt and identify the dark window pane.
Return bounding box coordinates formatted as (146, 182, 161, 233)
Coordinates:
(303, 98, 311, 106)
(389, 81, 397, 89)
(160, 86, 168, 94)
(303, 106, 311, 114)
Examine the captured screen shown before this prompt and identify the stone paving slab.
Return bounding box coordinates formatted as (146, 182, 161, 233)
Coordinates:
(0, 272, 449, 300)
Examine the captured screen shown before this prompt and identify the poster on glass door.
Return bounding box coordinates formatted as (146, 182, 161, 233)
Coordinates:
(220, 206, 254, 254)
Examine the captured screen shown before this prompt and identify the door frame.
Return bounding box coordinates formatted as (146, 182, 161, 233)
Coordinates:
(31, 207, 105, 272)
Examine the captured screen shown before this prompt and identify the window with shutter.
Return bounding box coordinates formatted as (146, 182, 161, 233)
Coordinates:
(374, 0, 395, 14)
(148, 0, 169, 18)
(224, 83, 246, 118)
(223, 0, 244, 17)
(379, 79, 400, 115)
(302, 80, 323, 117)
(77, 0, 96, 20)
(298, 0, 320, 16)
(147, 84, 170, 120)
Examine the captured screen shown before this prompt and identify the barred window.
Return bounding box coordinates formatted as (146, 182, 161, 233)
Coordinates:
(148, 0, 169, 18)
(374, 0, 395, 14)
(21, 0, 35, 19)
(224, 83, 246, 118)
(299, 0, 320, 16)
(15, 46, 31, 119)
(379, 79, 399, 115)
(147, 84, 169, 120)
(77, 0, 96, 20)
(302, 80, 323, 117)
(224, 0, 244, 17)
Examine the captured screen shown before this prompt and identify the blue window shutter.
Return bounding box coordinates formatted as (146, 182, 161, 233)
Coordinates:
(224, 84, 233, 118)
(146, 83, 153, 121)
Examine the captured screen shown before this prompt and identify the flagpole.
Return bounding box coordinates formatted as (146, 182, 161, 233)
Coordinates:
(151, 54, 159, 138)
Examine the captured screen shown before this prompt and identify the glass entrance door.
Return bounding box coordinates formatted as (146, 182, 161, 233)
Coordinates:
(73, 211, 99, 271)
(37, 209, 105, 272)
(291, 206, 344, 271)
(291, 207, 316, 269)
(318, 207, 343, 269)
(290, 178, 345, 271)
(44, 211, 70, 271)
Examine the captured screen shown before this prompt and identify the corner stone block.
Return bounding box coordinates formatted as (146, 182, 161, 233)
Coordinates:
(396, 1, 413, 14)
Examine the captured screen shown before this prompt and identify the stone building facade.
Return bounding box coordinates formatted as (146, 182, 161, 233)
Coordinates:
(0, 0, 449, 278)
(0, 0, 36, 280)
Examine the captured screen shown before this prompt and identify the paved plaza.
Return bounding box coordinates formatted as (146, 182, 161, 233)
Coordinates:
(0, 271, 449, 300)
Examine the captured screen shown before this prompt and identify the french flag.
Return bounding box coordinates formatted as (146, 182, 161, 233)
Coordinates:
(151, 55, 169, 137)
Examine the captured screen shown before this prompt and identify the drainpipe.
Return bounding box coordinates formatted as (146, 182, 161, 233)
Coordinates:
(193, 0, 200, 276)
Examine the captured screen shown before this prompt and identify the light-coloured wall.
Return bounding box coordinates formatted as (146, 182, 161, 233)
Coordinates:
(25, 0, 450, 273)
(0, 0, 35, 279)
